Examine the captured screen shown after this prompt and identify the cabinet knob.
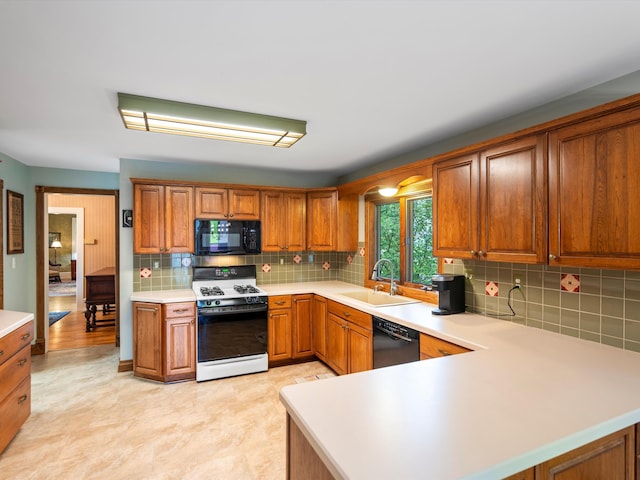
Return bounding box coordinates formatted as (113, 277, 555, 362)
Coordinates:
(229, 213, 234, 218)
(549, 254, 557, 260)
(478, 250, 485, 257)
(470, 250, 477, 256)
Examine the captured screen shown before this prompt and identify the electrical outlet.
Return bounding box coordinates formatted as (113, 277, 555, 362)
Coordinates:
(513, 275, 522, 286)
(464, 269, 473, 280)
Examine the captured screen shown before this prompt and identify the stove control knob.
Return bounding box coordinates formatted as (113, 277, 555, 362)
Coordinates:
(215, 300, 221, 306)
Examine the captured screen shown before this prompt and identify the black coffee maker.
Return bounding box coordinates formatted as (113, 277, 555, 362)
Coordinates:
(430, 274, 466, 315)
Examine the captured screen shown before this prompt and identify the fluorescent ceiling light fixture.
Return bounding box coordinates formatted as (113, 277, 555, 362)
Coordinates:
(117, 93, 306, 148)
(378, 187, 399, 197)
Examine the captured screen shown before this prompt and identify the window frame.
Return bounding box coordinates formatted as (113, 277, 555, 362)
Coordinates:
(364, 188, 441, 303)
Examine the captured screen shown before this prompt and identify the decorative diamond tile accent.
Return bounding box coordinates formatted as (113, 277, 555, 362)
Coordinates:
(140, 267, 152, 278)
(322, 261, 331, 270)
(444, 258, 454, 264)
(485, 281, 499, 296)
(561, 273, 580, 292)
(293, 254, 302, 264)
(262, 263, 271, 273)
(347, 255, 353, 265)
(359, 247, 365, 257)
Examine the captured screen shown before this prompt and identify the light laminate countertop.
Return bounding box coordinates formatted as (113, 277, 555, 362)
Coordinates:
(0, 309, 34, 338)
(129, 281, 640, 478)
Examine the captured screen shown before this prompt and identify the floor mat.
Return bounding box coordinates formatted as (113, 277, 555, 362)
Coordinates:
(48, 281, 76, 296)
(49, 311, 71, 326)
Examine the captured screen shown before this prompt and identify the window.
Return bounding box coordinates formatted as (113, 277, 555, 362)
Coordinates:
(369, 190, 438, 289)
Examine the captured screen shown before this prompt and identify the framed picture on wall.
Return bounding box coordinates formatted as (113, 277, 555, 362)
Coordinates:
(7, 190, 24, 254)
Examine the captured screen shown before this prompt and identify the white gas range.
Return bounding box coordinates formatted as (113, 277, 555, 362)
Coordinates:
(192, 265, 269, 382)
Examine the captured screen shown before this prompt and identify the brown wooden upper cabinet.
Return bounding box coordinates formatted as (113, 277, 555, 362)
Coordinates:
(261, 190, 307, 252)
(194, 187, 260, 220)
(433, 135, 547, 264)
(549, 106, 640, 270)
(133, 184, 194, 254)
(307, 190, 337, 251)
(307, 190, 359, 252)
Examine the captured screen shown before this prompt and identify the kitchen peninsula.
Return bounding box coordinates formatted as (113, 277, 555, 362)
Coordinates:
(132, 281, 640, 479)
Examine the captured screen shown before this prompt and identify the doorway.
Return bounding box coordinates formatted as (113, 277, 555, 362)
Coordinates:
(35, 186, 120, 354)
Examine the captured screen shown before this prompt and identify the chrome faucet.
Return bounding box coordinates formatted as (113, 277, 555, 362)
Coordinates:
(371, 258, 398, 296)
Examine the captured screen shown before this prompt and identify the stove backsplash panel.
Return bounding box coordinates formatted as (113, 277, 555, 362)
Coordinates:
(132, 244, 365, 292)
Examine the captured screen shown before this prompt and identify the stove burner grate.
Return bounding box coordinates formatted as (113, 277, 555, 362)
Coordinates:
(200, 286, 225, 297)
(233, 284, 261, 294)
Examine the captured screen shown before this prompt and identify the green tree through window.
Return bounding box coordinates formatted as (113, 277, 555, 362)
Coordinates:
(375, 194, 437, 286)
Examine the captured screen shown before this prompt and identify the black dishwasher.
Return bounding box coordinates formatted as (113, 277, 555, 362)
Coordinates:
(372, 316, 420, 369)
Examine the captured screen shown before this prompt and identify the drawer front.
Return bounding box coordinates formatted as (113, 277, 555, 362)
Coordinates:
(163, 302, 195, 318)
(0, 344, 31, 402)
(269, 295, 292, 309)
(420, 333, 471, 359)
(328, 300, 372, 331)
(0, 322, 34, 368)
(0, 375, 31, 453)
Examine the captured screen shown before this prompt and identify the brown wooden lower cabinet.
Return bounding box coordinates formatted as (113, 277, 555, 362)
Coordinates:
(268, 294, 315, 366)
(325, 300, 372, 375)
(420, 332, 472, 360)
(287, 416, 636, 480)
(132, 301, 196, 383)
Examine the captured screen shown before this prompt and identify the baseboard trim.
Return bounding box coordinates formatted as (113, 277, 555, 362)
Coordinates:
(31, 339, 46, 355)
(118, 359, 133, 372)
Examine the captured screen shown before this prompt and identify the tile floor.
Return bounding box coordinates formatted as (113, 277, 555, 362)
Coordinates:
(0, 346, 334, 479)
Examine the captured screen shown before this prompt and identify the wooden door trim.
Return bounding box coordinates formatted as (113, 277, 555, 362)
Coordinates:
(33, 186, 120, 355)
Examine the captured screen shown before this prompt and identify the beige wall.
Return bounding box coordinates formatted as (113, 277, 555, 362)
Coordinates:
(48, 194, 116, 277)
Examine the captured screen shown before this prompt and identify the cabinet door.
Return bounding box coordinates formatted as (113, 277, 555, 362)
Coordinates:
(433, 153, 479, 259)
(347, 322, 372, 374)
(292, 294, 314, 359)
(133, 184, 165, 254)
(133, 302, 163, 381)
(326, 313, 348, 375)
(307, 190, 337, 251)
(261, 191, 284, 251)
(195, 187, 227, 219)
(228, 189, 260, 220)
(535, 426, 635, 480)
(268, 308, 293, 362)
(479, 135, 547, 264)
(164, 186, 194, 253)
(285, 192, 307, 251)
(164, 316, 196, 380)
(549, 108, 640, 269)
(312, 295, 328, 362)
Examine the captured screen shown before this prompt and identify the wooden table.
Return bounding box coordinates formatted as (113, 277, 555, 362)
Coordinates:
(84, 267, 115, 332)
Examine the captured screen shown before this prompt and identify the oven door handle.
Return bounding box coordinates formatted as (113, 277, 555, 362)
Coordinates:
(198, 306, 268, 316)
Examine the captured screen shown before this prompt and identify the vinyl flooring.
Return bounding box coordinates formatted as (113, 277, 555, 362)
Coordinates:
(0, 345, 335, 479)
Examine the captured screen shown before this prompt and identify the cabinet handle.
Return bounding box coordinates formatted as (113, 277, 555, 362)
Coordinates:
(0, 350, 4, 357)
(343, 311, 351, 317)
(21, 332, 30, 341)
(18, 394, 28, 405)
(438, 349, 452, 356)
(274, 301, 286, 306)
(18, 358, 28, 367)
(173, 308, 189, 314)
(549, 254, 557, 260)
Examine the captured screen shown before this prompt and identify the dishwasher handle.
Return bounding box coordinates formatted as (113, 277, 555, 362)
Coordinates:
(376, 325, 414, 343)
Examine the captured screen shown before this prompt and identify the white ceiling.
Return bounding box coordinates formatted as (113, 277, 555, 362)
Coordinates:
(2, 1, 640, 178)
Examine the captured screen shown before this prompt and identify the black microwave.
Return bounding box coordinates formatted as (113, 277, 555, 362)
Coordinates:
(194, 219, 261, 256)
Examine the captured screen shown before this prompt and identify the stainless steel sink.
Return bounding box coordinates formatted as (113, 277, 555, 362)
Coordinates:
(338, 290, 420, 307)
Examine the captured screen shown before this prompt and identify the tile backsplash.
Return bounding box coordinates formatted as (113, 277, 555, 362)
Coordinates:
(132, 243, 366, 292)
(443, 259, 640, 353)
